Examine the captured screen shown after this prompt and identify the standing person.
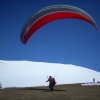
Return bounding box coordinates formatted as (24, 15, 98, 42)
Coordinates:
(46, 76, 56, 91)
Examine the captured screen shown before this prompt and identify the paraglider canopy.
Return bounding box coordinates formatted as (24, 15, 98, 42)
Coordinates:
(20, 5, 98, 44)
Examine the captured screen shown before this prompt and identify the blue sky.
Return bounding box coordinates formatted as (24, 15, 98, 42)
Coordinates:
(0, 0, 100, 72)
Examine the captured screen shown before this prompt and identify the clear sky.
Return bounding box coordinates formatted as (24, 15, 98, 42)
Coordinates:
(0, 0, 100, 72)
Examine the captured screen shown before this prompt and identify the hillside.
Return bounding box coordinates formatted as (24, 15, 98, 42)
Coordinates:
(0, 60, 100, 88)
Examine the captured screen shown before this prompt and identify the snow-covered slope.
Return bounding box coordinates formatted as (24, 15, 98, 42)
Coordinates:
(0, 60, 100, 88)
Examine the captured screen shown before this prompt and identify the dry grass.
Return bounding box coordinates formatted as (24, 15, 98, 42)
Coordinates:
(0, 84, 100, 100)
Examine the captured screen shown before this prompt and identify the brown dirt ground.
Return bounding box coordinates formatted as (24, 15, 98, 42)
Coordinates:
(0, 84, 100, 100)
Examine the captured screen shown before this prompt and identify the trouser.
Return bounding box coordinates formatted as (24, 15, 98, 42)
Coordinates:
(49, 82, 55, 91)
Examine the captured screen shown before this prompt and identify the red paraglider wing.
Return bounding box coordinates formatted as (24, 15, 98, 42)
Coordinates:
(20, 5, 98, 44)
